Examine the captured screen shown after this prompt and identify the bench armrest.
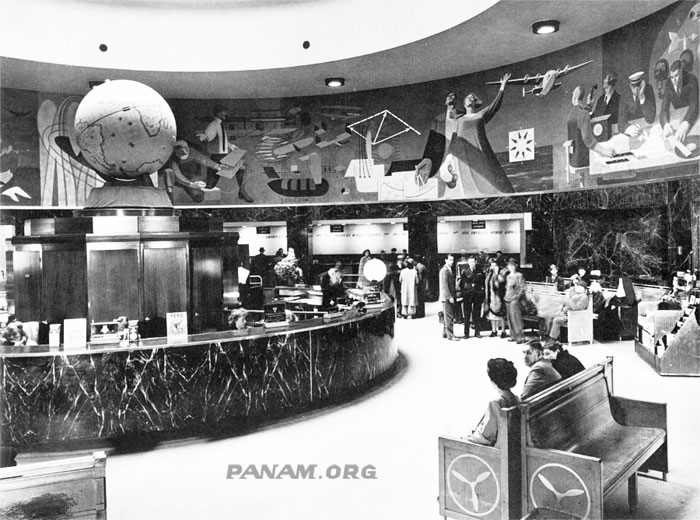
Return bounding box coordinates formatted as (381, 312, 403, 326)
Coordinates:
(609, 396, 668, 474)
(522, 446, 603, 520)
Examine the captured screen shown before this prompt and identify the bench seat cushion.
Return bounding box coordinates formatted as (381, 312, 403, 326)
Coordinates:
(564, 422, 665, 490)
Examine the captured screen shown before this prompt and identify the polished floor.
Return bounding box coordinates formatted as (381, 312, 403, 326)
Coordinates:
(24, 302, 700, 519)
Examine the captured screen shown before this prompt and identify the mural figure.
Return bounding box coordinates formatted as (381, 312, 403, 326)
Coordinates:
(660, 58, 699, 143)
(587, 72, 621, 129)
(0, 139, 31, 203)
(438, 73, 515, 197)
(197, 104, 252, 202)
(567, 86, 616, 168)
(618, 71, 657, 137)
(654, 58, 670, 99)
(159, 140, 213, 203)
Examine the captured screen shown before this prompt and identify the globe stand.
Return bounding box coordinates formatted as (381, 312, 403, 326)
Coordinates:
(83, 184, 174, 212)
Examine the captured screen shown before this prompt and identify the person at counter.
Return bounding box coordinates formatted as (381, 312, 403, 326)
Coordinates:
(2, 320, 36, 346)
(321, 261, 346, 308)
(357, 249, 372, 288)
(228, 309, 251, 331)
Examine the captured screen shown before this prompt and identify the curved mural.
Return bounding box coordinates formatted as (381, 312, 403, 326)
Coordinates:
(0, 1, 697, 209)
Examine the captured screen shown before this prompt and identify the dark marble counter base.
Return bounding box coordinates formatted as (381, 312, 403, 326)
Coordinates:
(1, 307, 396, 448)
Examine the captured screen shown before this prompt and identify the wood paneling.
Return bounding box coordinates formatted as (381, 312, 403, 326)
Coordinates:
(87, 248, 140, 322)
(142, 245, 188, 319)
(42, 249, 87, 322)
(12, 251, 41, 320)
(190, 246, 223, 332)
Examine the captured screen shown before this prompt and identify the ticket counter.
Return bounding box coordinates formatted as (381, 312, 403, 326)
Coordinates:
(0, 299, 396, 459)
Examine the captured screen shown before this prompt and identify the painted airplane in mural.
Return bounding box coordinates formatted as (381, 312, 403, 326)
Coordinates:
(487, 60, 593, 97)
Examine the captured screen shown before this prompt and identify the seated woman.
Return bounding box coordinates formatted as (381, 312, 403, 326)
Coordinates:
(466, 358, 519, 446)
(2, 320, 37, 346)
(228, 309, 250, 331)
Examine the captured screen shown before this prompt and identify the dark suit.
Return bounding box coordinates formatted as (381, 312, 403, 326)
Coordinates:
(439, 264, 457, 339)
(551, 350, 585, 380)
(591, 90, 621, 125)
(459, 265, 485, 337)
(521, 360, 562, 399)
(660, 72, 699, 131)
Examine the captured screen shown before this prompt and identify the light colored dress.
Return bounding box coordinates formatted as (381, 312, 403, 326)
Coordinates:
(399, 267, 419, 317)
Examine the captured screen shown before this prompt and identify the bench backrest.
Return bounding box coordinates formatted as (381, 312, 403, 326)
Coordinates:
(520, 360, 613, 451)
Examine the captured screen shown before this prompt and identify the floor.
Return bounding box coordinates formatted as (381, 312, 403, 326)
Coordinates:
(21, 302, 700, 519)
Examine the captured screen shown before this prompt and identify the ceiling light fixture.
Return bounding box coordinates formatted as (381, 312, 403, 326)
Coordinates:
(325, 77, 345, 88)
(532, 20, 560, 35)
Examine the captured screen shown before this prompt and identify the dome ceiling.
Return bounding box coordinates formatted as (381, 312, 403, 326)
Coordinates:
(0, 0, 678, 98)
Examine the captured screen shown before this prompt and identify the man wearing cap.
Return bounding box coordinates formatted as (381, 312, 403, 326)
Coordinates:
(542, 280, 590, 343)
(521, 341, 562, 400)
(251, 247, 269, 284)
(567, 86, 616, 168)
(619, 71, 657, 137)
(660, 59, 699, 144)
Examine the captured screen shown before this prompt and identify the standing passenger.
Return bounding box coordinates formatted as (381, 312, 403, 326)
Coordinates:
(485, 259, 507, 338)
(399, 259, 419, 319)
(439, 254, 459, 341)
(504, 260, 526, 343)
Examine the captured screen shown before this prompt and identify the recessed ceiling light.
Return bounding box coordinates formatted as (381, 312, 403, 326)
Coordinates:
(532, 20, 560, 35)
(325, 77, 345, 88)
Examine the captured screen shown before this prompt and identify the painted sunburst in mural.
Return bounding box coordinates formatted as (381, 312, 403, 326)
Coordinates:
(509, 128, 535, 162)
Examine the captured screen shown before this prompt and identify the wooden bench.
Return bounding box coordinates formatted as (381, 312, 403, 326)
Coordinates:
(439, 405, 522, 520)
(0, 452, 106, 519)
(519, 358, 667, 519)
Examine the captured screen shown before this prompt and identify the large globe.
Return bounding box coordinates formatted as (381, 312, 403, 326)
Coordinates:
(74, 80, 176, 179)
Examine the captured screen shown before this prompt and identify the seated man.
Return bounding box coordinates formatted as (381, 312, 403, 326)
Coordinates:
(660, 59, 699, 144)
(619, 71, 657, 137)
(467, 358, 519, 446)
(542, 342, 585, 379)
(521, 341, 562, 399)
(540, 280, 590, 343)
(159, 140, 219, 203)
(545, 264, 566, 292)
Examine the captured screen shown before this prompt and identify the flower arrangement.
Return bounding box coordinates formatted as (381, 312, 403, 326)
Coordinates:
(274, 248, 303, 285)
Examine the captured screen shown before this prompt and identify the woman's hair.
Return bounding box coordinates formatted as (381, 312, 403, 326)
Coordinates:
(487, 358, 518, 390)
(362, 249, 371, 255)
(228, 309, 249, 329)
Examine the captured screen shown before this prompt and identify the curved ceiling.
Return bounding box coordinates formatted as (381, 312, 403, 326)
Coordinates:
(1, 0, 498, 70)
(0, 0, 677, 98)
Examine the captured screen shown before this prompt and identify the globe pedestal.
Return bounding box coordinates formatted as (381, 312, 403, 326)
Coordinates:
(84, 185, 174, 211)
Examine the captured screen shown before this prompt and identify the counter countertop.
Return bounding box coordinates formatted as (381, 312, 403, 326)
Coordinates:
(0, 299, 392, 359)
